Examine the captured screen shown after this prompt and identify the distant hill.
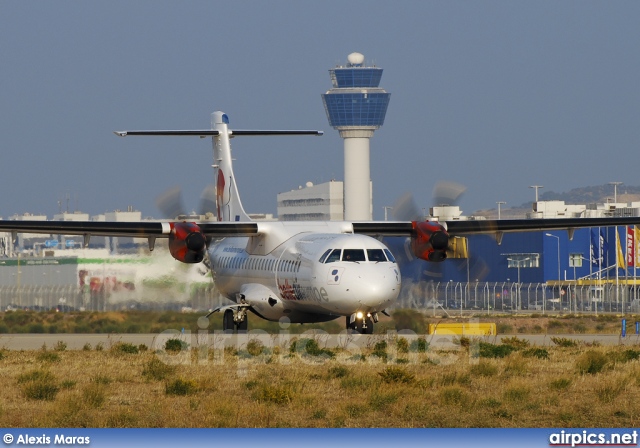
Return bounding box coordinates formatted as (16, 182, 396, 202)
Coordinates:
(528, 184, 640, 207)
(472, 184, 640, 219)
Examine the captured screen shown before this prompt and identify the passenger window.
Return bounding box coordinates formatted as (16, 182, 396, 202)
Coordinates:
(325, 249, 341, 263)
(319, 249, 332, 263)
(384, 249, 396, 263)
(367, 249, 387, 262)
(342, 249, 365, 262)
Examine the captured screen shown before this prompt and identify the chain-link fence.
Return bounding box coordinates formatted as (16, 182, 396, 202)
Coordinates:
(1, 282, 638, 314)
(395, 281, 640, 314)
(0, 283, 228, 313)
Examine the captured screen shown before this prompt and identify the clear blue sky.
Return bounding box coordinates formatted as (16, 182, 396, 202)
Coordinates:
(1, 1, 639, 220)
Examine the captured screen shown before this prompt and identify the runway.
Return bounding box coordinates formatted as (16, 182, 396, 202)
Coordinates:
(0, 332, 638, 351)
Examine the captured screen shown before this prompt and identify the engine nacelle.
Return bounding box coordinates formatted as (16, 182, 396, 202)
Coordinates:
(411, 221, 449, 262)
(168, 222, 207, 263)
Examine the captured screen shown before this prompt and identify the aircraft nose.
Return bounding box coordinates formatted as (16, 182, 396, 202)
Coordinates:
(357, 266, 400, 309)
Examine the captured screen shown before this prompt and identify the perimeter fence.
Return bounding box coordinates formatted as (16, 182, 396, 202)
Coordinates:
(0, 282, 638, 314)
(395, 281, 640, 314)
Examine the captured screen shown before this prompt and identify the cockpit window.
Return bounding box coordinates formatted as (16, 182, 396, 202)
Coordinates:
(325, 249, 342, 263)
(342, 249, 366, 262)
(384, 249, 396, 263)
(319, 249, 332, 263)
(367, 249, 387, 262)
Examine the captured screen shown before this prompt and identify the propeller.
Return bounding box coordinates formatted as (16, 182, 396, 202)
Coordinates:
(391, 192, 422, 222)
(432, 181, 466, 209)
(391, 181, 466, 221)
(389, 181, 467, 266)
(156, 185, 217, 220)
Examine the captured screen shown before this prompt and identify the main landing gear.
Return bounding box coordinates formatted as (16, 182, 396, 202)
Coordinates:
(346, 312, 378, 334)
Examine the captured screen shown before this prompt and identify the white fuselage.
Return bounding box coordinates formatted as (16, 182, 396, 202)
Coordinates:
(209, 229, 400, 323)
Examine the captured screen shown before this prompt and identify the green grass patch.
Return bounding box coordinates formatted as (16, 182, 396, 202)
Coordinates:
(576, 350, 609, 375)
(327, 366, 350, 379)
(378, 366, 415, 384)
(290, 338, 335, 359)
(470, 361, 499, 377)
(551, 337, 579, 347)
(478, 342, 516, 358)
(503, 386, 530, 403)
(501, 336, 530, 349)
(251, 383, 294, 405)
(246, 339, 265, 357)
(165, 378, 198, 396)
(165, 338, 188, 353)
(549, 377, 572, 390)
(440, 387, 469, 406)
(83, 383, 107, 408)
(111, 342, 139, 354)
(522, 347, 549, 359)
(142, 357, 176, 381)
(36, 351, 61, 363)
(18, 369, 59, 401)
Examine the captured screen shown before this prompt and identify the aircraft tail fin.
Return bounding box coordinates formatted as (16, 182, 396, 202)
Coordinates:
(115, 111, 322, 222)
(211, 111, 323, 222)
(211, 112, 251, 222)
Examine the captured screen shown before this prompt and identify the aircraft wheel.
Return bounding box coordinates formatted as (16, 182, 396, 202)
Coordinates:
(346, 314, 373, 334)
(362, 316, 374, 334)
(223, 309, 235, 333)
(236, 314, 248, 332)
(346, 316, 360, 334)
(346, 316, 354, 332)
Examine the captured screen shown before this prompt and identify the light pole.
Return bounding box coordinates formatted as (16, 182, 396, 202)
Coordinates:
(529, 185, 544, 202)
(545, 233, 561, 308)
(383, 206, 392, 221)
(496, 201, 506, 220)
(609, 181, 623, 204)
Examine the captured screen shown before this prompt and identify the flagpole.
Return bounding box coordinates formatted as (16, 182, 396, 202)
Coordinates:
(598, 227, 601, 317)
(587, 227, 596, 314)
(633, 226, 638, 300)
(616, 227, 620, 314)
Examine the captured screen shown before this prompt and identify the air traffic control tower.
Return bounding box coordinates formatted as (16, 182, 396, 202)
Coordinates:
(322, 52, 390, 221)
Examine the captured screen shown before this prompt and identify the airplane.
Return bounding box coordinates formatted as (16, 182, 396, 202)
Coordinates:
(3, 110, 640, 334)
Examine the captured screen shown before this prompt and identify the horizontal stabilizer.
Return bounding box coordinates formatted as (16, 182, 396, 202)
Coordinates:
(114, 130, 323, 137)
(114, 130, 220, 137)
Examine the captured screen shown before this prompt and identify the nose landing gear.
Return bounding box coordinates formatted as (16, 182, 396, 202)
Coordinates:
(346, 312, 377, 334)
(206, 301, 250, 334)
(222, 308, 248, 333)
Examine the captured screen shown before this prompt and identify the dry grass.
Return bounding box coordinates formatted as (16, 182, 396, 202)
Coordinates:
(1, 339, 640, 427)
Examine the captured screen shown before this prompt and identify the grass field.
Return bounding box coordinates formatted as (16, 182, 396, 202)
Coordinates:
(1, 334, 640, 428)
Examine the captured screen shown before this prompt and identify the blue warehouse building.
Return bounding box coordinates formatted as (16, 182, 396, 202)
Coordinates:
(394, 226, 633, 283)
(387, 222, 640, 311)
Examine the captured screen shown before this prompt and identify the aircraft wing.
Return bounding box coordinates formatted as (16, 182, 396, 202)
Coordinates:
(445, 216, 640, 236)
(0, 220, 259, 239)
(4, 217, 640, 241)
(352, 216, 640, 262)
(352, 216, 640, 237)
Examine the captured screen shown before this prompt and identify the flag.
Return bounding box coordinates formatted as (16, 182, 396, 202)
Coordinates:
(616, 227, 625, 269)
(590, 229, 601, 266)
(635, 226, 640, 268)
(447, 236, 468, 259)
(627, 226, 635, 267)
(591, 229, 606, 267)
